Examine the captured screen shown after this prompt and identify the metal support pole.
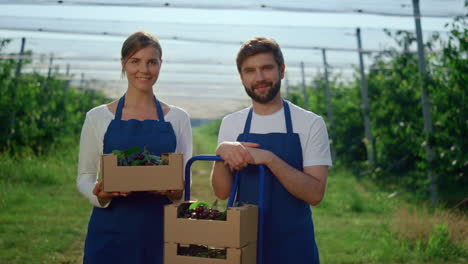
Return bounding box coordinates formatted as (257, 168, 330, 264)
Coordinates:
(300, 61, 308, 109)
(322, 49, 335, 162)
(412, 0, 437, 206)
(7, 38, 27, 143)
(14, 37, 26, 78)
(47, 53, 54, 79)
(80, 72, 85, 89)
(64, 64, 71, 90)
(356, 28, 375, 167)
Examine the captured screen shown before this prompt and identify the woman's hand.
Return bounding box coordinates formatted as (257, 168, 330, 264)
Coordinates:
(92, 181, 130, 204)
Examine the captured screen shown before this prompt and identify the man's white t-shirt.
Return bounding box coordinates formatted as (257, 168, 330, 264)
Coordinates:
(77, 103, 192, 208)
(218, 100, 332, 168)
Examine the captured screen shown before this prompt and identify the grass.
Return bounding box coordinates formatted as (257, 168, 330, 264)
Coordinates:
(186, 119, 226, 207)
(0, 144, 89, 264)
(314, 167, 467, 263)
(0, 121, 466, 263)
(192, 119, 220, 156)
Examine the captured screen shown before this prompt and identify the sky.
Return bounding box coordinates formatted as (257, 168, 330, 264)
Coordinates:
(0, 1, 464, 118)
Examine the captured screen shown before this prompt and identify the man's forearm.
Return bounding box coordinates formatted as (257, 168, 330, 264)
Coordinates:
(265, 154, 328, 206)
(211, 161, 234, 200)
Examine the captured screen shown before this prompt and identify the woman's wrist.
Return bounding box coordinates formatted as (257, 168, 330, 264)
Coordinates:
(98, 196, 112, 205)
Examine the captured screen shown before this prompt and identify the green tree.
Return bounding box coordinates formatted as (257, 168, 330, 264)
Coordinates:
(0, 39, 109, 155)
(284, 15, 466, 204)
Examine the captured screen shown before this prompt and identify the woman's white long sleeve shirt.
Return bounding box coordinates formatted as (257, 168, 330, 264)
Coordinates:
(76, 104, 193, 208)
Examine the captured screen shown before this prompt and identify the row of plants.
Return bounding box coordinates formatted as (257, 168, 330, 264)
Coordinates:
(1, 16, 465, 204)
(287, 16, 466, 204)
(0, 39, 109, 155)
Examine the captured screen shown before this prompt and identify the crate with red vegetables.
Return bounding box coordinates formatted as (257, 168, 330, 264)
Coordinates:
(164, 200, 257, 264)
(101, 146, 183, 192)
(164, 155, 262, 264)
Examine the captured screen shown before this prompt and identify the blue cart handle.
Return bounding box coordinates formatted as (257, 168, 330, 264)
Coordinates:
(184, 155, 223, 201)
(184, 155, 265, 205)
(184, 154, 265, 264)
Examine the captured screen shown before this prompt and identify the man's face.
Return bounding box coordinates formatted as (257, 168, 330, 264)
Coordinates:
(240, 52, 285, 104)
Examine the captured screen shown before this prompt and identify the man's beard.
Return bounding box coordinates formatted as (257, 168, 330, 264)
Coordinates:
(244, 80, 281, 104)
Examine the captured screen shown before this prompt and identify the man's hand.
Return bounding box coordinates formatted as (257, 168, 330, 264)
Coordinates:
(216, 141, 259, 171)
(92, 181, 129, 204)
(244, 147, 328, 206)
(244, 147, 274, 166)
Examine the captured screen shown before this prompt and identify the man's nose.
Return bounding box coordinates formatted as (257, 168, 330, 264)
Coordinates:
(255, 69, 265, 81)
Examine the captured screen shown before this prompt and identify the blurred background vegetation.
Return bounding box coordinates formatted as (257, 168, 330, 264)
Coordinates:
(288, 16, 466, 206)
(0, 15, 466, 264)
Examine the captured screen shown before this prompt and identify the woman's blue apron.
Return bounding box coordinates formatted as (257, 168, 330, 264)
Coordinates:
(236, 100, 320, 264)
(83, 95, 176, 264)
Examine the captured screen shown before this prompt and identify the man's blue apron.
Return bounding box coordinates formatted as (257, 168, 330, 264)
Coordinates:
(236, 100, 320, 264)
(83, 95, 176, 264)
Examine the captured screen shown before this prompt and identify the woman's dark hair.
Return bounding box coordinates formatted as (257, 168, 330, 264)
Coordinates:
(121, 32, 162, 75)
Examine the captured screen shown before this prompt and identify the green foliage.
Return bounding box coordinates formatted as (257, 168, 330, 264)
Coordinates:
(112, 146, 166, 166)
(367, 16, 467, 202)
(192, 119, 221, 155)
(328, 79, 367, 166)
(428, 16, 467, 202)
(288, 73, 367, 168)
(287, 92, 303, 107)
(0, 41, 109, 155)
(423, 224, 459, 259)
(111, 146, 142, 162)
(288, 16, 467, 204)
(314, 168, 467, 263)
(1, 127, 466, 263)
(367, 38, 426, 187)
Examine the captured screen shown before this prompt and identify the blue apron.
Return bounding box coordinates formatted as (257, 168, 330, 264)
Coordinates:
(237, 100, 320, 264)
(83, 95, 176, 264)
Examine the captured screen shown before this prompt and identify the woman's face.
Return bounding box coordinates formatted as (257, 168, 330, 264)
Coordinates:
(122, 46, 162, 93)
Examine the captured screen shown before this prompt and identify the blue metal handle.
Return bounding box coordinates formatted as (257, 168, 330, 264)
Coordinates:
(227, 170, 240, 208)
(183, 155, 265, 264)
(257, 165, 265, 264)
(184, 155, 223, 201)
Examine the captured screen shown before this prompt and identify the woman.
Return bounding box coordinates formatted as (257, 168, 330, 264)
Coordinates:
(77, 32, 192, 263)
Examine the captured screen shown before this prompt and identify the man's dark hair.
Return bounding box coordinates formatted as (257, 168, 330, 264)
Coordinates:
(236, 37, 284, 73)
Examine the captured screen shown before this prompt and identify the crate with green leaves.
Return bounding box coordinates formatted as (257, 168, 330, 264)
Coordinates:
(101, 146, 183, 192)
(164, 155, 265, 264)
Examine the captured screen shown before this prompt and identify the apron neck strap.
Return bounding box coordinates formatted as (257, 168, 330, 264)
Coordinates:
(243, 107, 253, 134)
(115, 94, 165, 121)
(115, 96, 125, 120)
(155, 97, 165, 122)
(283, 100, 293, 134)
(243, 100, 293, 134)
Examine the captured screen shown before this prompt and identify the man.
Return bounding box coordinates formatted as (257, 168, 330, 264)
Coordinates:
(211, 37, 332, 263)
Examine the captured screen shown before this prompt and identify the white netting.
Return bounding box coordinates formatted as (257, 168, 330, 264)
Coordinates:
(0, 1, 463, 117)
(0, 0, 466, 17)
